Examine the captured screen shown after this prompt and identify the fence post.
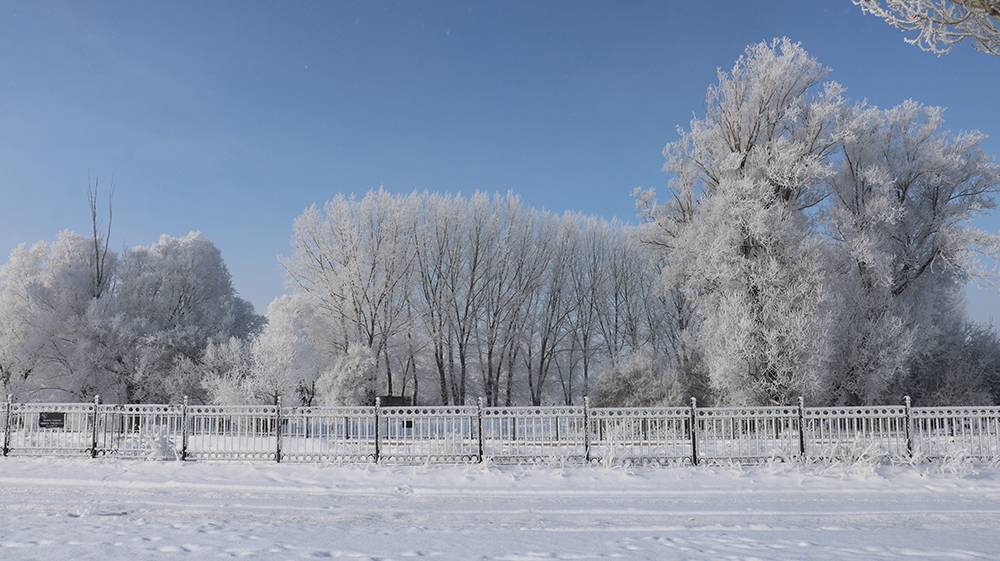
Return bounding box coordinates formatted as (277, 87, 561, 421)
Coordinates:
(275, 397, 283, 463)
(689, 397, 699, 466)
(903, 395, 913, 458)
(3, 394, 12, 457)
(374, 397, 381, 464)
(797, 396, 806, 460)
(476, 397, 484, 463)
(181, 396, 189, 461)
(90, 395, 101, 459)
(583, 396, 591, 463)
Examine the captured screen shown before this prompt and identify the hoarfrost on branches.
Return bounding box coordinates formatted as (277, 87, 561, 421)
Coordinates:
(855, 0, 1000, 55)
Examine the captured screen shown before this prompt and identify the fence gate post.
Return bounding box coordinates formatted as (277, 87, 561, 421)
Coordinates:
(181, 396, 189, 461)
(90, 395, 101, 459)
(3, 394, 12, 457)
(275, 396, 283, 463)
(903, 395, 913, 458)
(476, 397, 484, 463)
(583, 396, 591, 463)
(374, 397, 381, 464)
(797, 396, 806, 460)
(689, 397, 699, 466)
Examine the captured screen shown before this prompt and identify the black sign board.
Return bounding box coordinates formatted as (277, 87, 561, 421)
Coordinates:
(377, 395, 412, 407)
(38, 412, 66, 429)
(377, 396, 414, 429)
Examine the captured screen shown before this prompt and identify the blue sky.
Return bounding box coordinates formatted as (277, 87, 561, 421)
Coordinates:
(1, 1, 998, 321)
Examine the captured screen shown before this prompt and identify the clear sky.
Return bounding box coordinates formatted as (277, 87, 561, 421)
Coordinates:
(1, 1, 998, 322)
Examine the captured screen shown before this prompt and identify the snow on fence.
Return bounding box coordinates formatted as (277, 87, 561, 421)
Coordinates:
(96, 403, 184, 459)
(802, 404, 910, 460)
(2, 395, 999, 465)
(280, 405, 375, 463)
(696, 405, 802, 464)
(379, 405, 479, 463)
(186, 404, 279, 461)
(911, 405, 1000, 459)
(588, 406, 691, 465)
(481, 405, 587, 463)
(6, 400, 97, 457)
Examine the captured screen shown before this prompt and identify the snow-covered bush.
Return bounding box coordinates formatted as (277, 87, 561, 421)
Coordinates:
(315, 344, 377, 406)
(591, 350, 683, 407)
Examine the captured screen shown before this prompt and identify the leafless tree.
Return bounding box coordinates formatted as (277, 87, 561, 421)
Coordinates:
(87, 178, 114, 298)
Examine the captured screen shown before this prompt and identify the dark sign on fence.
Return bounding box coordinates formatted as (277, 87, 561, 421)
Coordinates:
(377, 396, 412, 407)
(38, 412, 66, 429)
(378, 396, 414, 428)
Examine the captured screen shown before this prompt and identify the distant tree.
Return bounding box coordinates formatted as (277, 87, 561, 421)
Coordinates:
(197, 338, 255, 405)
(855, 0, 1000, 55)
(272, 189, 682, 407)
(87, 179, 114, 299)
(283, 189, 415, 400)
(314, 344, 377, 406)
(590, 349, 683, 407)
(238, 296, 321, 405)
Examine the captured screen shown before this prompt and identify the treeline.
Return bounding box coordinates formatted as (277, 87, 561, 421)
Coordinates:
(2, 38, 999, 407)
(266, 191, 676, 407)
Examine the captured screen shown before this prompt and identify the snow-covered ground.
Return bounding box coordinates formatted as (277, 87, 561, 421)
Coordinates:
(2, 458, 1000, 560)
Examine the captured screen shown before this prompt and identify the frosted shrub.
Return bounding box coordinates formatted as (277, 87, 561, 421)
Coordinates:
(811, 439, 882, 478)
(141, 429, 181, 461)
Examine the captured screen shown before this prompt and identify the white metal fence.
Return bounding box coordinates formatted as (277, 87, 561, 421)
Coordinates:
(2, 396, 999, 465)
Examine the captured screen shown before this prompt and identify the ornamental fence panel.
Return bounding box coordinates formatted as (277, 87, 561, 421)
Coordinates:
(96, 403, 184, 459)
(5, 402, 96, 457)
(185, 404, 278, 461)
(481, 406, 586, 463)
(279, 406, 375, 463)
(378, 405, 479, 463)
(3, 398, 1000, 465)
(911, 406, 1000, 459)
(587, 407, 692, 465)
(803, 406, 909, 460)
(696, 406, 801, 463)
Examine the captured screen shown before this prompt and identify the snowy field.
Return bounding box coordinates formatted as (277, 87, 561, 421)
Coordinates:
(2, 459, 1000, 560)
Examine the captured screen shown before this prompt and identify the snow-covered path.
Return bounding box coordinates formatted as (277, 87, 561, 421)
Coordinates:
(2, 459, 1000, 560)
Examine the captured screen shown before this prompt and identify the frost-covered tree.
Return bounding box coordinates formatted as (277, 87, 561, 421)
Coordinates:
(112, 232, 262, 402)
(590, 348, 684, 407)
(197, 337, 255, 405)
(200, 296, 327, 406)
(645, 37, 1000, 406)
(283, 189, 414, 400)
(314, 344, 377, 406)
(269, 189, 680, 407)
(0, 232, 115, 400)
(855, 0, 1000, 55)
(659, 38, 842, 405)
(244, 295, 326, 405)
(0, 226, 262, 402)
(824, 99, 1000, 403)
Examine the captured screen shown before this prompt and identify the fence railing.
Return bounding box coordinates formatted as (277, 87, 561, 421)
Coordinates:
(2, 395, 998, 465)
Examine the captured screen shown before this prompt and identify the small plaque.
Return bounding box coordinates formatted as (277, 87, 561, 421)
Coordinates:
(38, 412, 66, 429)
